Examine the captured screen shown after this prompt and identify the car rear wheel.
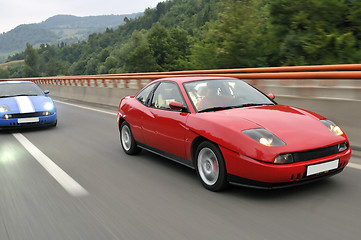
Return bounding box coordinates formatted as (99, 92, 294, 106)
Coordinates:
(120, 121, 141, 155)
(195, 141, 228, 191)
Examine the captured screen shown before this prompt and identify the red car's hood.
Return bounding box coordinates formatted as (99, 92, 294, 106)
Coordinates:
(224, 105, 340, 148)
(188, 104, 348, 160)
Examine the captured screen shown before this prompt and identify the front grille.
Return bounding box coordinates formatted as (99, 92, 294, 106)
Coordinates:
(293, 145, 340, 162)
(5, 112, 50, 119)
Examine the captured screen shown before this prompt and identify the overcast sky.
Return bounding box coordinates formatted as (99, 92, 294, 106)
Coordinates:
(0, 0, 163, 33)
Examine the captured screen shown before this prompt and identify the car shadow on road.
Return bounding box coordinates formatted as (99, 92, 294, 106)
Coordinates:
(224, 178, 342, 200)
(0, 125, 57, 135)
(130, 149, 345, 201)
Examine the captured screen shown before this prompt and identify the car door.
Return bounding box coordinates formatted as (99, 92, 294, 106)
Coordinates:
(124, 82, 157, 144)
(142, 81, 189, 159)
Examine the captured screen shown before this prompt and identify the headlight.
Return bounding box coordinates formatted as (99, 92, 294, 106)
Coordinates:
(274, 153, 294, 164)
(320, 119, 343, 136)
(3, 114, 12, 119)
(44, 102, 54, 111)
(0, 105, 10, 113)
(338, 142, 348, 152)
(242, 129, 285, 147)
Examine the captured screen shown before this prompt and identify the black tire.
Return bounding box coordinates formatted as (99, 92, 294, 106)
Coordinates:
(120, 121, 141, 155)
(195, 141, 228, 191)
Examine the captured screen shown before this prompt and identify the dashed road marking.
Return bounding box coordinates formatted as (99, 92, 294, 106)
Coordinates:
(13, 133, 89, 197)
(348, 162, 361, 171)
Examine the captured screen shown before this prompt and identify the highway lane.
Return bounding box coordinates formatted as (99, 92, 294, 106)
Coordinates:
(0, 98, 361, 240)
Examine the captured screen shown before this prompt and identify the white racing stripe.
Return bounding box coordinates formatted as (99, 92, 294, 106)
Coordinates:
(13, 133, 88, 197)
(15, 96, 35, 113)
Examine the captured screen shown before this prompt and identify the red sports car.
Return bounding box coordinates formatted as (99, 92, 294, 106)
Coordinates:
(117, 77, 351, 191)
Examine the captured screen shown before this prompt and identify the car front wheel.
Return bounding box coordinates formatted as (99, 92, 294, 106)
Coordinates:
(120, 121, 141, 155)
(195, 141, 228, 191)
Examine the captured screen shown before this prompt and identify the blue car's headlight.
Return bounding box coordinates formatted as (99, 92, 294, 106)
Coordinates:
(0, 105, 10, 113)
(242, 128, 285, 147)
(320, 119, 343, 136)
(44, 102, 55, 111)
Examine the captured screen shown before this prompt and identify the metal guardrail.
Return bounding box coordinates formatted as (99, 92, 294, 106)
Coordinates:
(4, 63, 361, 80)
(2, 63, 360, 93)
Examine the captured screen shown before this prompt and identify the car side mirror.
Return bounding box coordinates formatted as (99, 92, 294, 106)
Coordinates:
(44, 90, 50, 95)
(267, 93, 275, 100)
(169, 101, 187, 112)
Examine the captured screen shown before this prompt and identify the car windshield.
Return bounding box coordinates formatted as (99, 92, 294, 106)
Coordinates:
(0, 82, 44, 98)
(183, 79, 275, 112)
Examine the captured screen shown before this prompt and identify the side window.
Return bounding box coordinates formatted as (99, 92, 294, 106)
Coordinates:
(151, 82, 185, 110)
(136, 83, 155, 105)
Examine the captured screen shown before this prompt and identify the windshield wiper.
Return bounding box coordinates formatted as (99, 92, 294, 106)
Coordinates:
(8, 94, 39, 97)
(198, 106, 234, 113)
(0, 94, 39, 98)
(236, 103, 274, 108)
(198, 103, 273, 112)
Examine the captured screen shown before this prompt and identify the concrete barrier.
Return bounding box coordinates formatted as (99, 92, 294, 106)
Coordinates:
(42, 84, 138, 106)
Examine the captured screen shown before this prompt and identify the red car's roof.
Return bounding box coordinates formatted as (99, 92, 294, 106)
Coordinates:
(152, 76, 238, 84)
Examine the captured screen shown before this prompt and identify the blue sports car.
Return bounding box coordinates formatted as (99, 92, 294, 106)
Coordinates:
(0, 81, 57, 129)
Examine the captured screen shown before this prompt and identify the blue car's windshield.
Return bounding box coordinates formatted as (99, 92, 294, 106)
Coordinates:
(0, 82, 44, 98)
(183, 78, 275, 112)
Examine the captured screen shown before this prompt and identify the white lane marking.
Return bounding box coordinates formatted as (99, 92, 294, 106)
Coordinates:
(54, 100, 117, 116)
(13, 133, 89, 197)
(348, 163, 361, 171)
(15, 96, 35, 113)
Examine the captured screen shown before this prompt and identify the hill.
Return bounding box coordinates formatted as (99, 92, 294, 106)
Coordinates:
(0, 13, 142, 62)
(3, 0, 361, 79)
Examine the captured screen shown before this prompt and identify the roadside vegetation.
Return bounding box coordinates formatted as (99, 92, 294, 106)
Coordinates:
(2, 0, 361, 79)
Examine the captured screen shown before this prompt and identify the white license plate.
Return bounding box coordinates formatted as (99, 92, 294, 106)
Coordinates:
(18, 117, 39, 123)
(307, 159, 339, 176)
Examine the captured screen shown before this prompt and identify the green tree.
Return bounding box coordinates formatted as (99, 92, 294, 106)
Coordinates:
(147, 23, 190, 71)
(98, 49, 110, 62)
(69, 59, 87, 75)
(24, 43, 39, 77)
(188, 23, 220, 69)
(147, 23, 173, 71)
(189, 0, 271, 69)
(85, 57, 99, 75)
(269, 0, 361, 65)
(104, 56, 118, 72)
(0, 68, 10, 78)
(125, 41, 159, 72)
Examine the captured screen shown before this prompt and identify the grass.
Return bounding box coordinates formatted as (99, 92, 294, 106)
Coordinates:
(0, 60, 24, 70)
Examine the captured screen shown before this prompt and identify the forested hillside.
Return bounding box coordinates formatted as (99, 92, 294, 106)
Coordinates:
(2, 0, 361, 79)
(0, 13, 142, 60)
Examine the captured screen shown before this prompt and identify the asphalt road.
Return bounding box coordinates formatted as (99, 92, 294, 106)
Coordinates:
(1, 98, 361, 240)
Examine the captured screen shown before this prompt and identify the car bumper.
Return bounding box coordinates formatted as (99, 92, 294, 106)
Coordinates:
(0, 113, 57, 129)
(221, 146, 351, 189)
